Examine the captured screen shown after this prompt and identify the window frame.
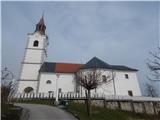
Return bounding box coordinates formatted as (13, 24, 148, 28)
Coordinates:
(33, 40, 39, 47)
(125, 74, 129, 79)
(102, 75, 107, 82)
(24, 87, 34, 93)
(128, 90, 133, 96)
(46, 80, 52, 84)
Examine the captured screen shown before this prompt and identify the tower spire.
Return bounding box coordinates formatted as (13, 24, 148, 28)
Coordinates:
(35, 14, 46, 35)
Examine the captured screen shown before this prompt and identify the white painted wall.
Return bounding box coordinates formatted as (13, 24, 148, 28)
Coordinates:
(24, 50, 43, 63)
(20, 64, 41, 80)
(77, 69, 141, 96)
(18, 31, 48, 93)
(28, 32, 48, 49)
(38, 73, 76, 93)
(17, 81, 38, 93)
(24, 32, 48, 64)
(114, 70, 141, 96)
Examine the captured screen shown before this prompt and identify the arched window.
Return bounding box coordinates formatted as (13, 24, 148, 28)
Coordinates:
(102, 75, 107, 82)
(24, 87, 34, 93)
(46, 80, 51, 84)
(125, 74, 129, 79)
(33, 40, 39, 47)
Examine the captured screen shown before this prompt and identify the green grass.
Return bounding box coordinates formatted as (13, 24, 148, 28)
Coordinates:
(2, 103, 22, 120)
(15, 99, 55, 106)
(66, 101, 156, 120)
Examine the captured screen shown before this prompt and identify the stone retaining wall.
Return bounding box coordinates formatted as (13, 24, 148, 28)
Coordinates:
(74, 100, 160, 115)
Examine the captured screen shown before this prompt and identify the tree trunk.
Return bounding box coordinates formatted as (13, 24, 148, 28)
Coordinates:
(88, 90, 91, 117)
(86, 89, 91, 117)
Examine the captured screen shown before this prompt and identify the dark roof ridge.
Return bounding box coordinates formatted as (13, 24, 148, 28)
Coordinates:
(81, 57, 138, 71)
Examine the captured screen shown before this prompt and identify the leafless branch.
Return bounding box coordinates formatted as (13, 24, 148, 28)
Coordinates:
(147, 48, 160, 81)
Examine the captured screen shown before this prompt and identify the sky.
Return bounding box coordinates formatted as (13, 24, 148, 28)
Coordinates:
(2, 1, 160, 96)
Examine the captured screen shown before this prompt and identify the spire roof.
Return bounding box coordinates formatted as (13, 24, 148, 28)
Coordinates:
(35, 15, 46, 35)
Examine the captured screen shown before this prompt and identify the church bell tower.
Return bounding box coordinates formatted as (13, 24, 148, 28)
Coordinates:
(17, 16, 49, 93)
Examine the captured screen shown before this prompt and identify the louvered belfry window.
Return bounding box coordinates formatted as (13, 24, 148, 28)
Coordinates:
(33, 40, 39, 47)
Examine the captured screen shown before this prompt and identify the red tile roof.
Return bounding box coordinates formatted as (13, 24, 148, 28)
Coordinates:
(55, 63, 83, 73)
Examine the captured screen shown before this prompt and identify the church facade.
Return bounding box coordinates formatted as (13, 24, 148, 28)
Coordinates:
(17, 17, 141, 96)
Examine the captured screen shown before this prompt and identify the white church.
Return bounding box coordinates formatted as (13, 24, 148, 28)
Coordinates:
(17, 16, 141, 96)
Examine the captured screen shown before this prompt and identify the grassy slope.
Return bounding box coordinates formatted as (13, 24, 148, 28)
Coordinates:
(2, 103, 22, 120)
(15, 99, 55, 106)
(67, 101, 155, 120)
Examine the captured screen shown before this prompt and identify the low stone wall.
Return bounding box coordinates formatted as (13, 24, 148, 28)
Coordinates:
(74, 100, 160, 115)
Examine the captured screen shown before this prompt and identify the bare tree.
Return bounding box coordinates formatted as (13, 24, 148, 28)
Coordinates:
(147, 47, 160, 96)
(76, 68, 114, 116)
(145, 82, 158, 97)
(1, 67, 15, 103)
(147, 47, 160, 81)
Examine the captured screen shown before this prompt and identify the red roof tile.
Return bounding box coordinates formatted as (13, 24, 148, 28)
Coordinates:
(55, 63, 83, 73)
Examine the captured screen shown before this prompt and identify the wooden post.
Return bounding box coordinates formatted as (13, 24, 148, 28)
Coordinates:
(103, 99, 106, 108)
(130, 101, 135, 113)
(152, 102, 157, 116)
(52, 93, 54, 98)
(33, 93, 35, 98)
(26, 93, 28, 98)
(48, 93, 50, 99)
(105, 101, 108, 108)
(22, 93, 25, 99)
(142, 102, 146, 114)
(39, 93, 41, 98)
(67, 93, 68, 99)
(158, 111, 160, 120)
(42, 93, 44, 98)
(19, 94, 21, 99)
(117, 101, 121, 110)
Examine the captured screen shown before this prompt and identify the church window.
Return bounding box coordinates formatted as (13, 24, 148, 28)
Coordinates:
(102, 75, 107, 82)
(33, 40, 39, 47)
(46, 80, 51, 84)
(128, 90, 133, 96)
(24, 87, 34, 93)
(125, 74, 129, 79)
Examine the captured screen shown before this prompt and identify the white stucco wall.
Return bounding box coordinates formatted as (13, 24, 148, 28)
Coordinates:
(17, 81, 38, 93)
(114, 70, 141, 96)
(38, 73, 75, 93)
(23, 32, 48, 64)
(20, 64, 41, 80)
(28, 32, 48, 49)
(24, 50, 44, 63)
(18, 32, 48, 93)
(77, 69, 141, 96)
